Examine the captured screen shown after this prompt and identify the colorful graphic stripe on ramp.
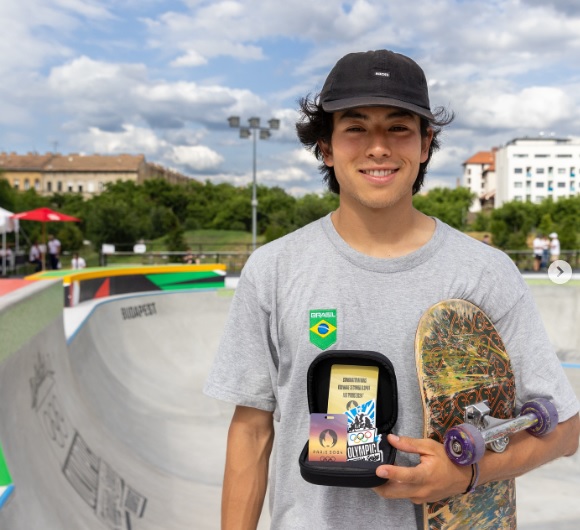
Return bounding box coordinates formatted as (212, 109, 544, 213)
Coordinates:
(35, 265, 229, 306)
(0, 441, 14, 509)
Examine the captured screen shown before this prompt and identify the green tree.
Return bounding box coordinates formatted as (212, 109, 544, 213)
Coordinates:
(84, 197, 144, 250)
(56, 222, 84, 252)
(212, 190, 252, 231)
(413, 187, 474, 230)
(469, 211, 491, 232)
(258, 185, 296, 237)
(13, 188, 46, 212)
(164, 210, 187, 261)
(490, 200, 537, 249)
(537, 213, 555, 237)
(0, 177, 16, 210)
(294, 193, 339, 228)
(540, 196, 580, 249)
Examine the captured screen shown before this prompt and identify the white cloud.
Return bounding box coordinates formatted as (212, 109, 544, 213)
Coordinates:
(46, 55, 275, 133)
(522, 0, 580, 16)
(278, 149, 319, 169)
(0, 0, 112, 75)
(76, 123, 223, 174)
(170, 50, 208, 67)
(260, 166, 314, 185)
(460, 85, 575, 131)
(78, 124, 168, 154)
(168, 145, 223, 171)
(3, 0, 580, 197)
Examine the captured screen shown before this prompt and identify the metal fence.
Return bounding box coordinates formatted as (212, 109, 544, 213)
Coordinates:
(5, 246, 580, 277)
(101, 250, 254, 274)
(502, 249, 580, 272)
(102, 248, 580, 275)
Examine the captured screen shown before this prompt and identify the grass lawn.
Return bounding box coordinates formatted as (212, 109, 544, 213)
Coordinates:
(525, 279, 580, 286)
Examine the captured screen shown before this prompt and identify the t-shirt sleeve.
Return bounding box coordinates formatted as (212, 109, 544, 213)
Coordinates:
(203, 265, 277, 412)
(494, 289, 580, 423)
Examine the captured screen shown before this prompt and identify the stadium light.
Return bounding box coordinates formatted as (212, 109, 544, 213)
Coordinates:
(227, 115, 280, 251)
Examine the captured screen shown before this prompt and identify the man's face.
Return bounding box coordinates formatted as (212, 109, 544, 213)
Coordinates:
(318, 106, 432, 212)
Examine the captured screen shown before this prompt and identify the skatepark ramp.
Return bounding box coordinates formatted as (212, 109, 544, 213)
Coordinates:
(0, 277, 578, 529)
(0, 280, 238, 529)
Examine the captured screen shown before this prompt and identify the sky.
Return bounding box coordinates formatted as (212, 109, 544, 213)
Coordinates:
(1, 0, 580, 196)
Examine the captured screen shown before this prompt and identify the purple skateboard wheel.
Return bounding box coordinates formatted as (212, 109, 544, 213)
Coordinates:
(444, 423, 485, 466)
(521, 398, 559, 437)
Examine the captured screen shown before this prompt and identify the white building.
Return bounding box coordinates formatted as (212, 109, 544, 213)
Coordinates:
(462, 150, 496, 213)
(495, 137, 579, 208)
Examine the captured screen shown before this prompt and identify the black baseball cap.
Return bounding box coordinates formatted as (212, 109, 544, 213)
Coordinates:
(320, 50, 434, 121)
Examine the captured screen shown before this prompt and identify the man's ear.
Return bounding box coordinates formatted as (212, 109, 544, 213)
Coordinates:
(420, 128, 434, 163)
(318, 139, 334, 167)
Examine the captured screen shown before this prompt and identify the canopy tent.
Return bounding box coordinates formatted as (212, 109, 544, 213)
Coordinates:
(0, 207, 19, 276)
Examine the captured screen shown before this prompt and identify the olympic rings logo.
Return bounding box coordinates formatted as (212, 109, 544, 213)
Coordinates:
(348, 430, 374, 444)
(319, 456, 337, 462)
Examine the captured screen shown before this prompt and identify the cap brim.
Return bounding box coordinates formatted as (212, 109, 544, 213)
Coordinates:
(322, 96, 434, 121)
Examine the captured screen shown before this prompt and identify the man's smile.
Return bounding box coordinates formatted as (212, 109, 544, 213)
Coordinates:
(360, 169, 398, 177)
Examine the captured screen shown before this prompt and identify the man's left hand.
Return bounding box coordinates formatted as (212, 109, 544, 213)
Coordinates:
(372, 433, 472, 504)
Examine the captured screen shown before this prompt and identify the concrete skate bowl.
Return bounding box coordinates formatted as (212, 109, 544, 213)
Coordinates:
(0, 280, 235, 530)
(527, 283, 580, 366)
(0, 278, 578, 529)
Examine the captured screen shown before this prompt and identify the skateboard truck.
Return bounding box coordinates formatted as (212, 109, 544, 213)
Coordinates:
(444, 398, 559, 466)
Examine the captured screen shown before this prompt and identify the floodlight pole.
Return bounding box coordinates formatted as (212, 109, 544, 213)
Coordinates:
(251, 128, 258, 252)
(227, 115, 280, 251)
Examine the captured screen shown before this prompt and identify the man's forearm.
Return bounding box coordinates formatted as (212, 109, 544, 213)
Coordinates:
(479, 413, 579, 485)
(222, 407, 274, 530)
(372, 413, 579, 504)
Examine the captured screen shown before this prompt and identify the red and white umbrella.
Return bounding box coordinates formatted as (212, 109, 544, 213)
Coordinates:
(11, 207, 80, 223)
(11, 207, 81, 270)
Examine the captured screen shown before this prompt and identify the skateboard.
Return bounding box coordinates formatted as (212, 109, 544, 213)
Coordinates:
(415, 299, 517, 530)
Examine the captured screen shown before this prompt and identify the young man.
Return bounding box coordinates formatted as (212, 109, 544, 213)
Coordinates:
(47, 233, 61, 270)
(533, 233, 544, 271)
(549, 232, 560, 263)
(204, 50, 579, 529)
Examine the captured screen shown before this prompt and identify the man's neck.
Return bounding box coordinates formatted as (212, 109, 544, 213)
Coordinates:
(331, 203, 436, 259)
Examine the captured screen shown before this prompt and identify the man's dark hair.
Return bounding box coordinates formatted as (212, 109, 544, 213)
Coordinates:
(296, 95, 454, 195)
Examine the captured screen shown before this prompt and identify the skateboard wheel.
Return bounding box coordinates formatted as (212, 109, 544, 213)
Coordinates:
(521, 398, 558, 437)
(444, 423, 485, 466)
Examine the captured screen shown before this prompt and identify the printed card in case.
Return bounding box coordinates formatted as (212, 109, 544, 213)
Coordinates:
(327, 364, 379, 414)
(308, 413, 347, 463)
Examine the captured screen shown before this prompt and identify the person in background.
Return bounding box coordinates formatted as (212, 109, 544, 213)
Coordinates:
(482, 234, 491, 245)
(541, 235, 550, 270)
(29, 241, 42, 272)
(184, 248, 202, 265)
(532, 233, 543, 272)
(71, 252, 86, 269)
(183, 248, 195, 264)
(549, 232, 560, 263)
(47, 234, 61, 270)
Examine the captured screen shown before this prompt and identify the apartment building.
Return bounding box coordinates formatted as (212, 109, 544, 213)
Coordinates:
(0, 152, 194, 198)
(463, 137, 580, 211)
(494, 137, 579, 208)
(0, 152, 54, 194)
(462, 150, 496, 213)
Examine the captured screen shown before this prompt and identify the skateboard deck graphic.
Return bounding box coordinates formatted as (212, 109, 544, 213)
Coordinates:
(415, 299, 516, 530)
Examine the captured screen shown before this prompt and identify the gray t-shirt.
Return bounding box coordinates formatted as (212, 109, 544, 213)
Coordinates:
(204, 215, 579, 529)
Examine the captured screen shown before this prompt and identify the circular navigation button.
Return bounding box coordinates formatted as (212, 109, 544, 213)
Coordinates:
(548, 260, 572, 285)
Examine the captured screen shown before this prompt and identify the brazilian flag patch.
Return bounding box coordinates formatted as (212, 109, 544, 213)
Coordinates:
(309, 309, 337, 350)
